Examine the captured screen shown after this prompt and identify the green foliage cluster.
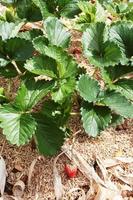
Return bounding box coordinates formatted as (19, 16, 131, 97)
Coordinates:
(0, 0, 132, 155)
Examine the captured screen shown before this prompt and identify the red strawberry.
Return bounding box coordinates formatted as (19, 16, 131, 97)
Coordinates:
(64, 163, 78, 178)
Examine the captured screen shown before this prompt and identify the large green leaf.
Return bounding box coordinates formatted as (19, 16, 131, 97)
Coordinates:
(0, 105, 36, 145)
(44, 17, 71, 48)
(32, 0, 54, 18)
(109, 22, 133, 60)
(81, 103, 111, 137)
(103, 91, 133, 118)
(15, 0, 42, 21)
(114, 79, 133, 101)
(0, 21, 24, 40)
(77, 74, 100, 102)
(15, 78, 54, 111)
(52, 78, 75, 104)
(82, 22, 122, 67)
(60, 0, 80, 18)
(34, 113, 65, 156)
(24, 55, 57, 78)
(5, 38, 34, 61)
(17, 29, 43, 41)
(37, 45, 77, 78)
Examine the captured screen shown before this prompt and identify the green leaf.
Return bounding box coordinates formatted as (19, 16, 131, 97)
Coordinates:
(43, 46, 77, 78)
(42, 99, 71, 126)
(77, 74, 100, 102)
(44, 17, 71, 48)
(60, 0, 80, 18)
(0, 21, 24, 40)
(24, 55, 57, 78)
(110, 113, 124, 127)
(0, 63, 18, 78)
(17, 29, 43, 41)
(114, 79, 133, 101)
(32, 0, 54, 18)
(77, 1, 106, 26)
(109, 22, 133, 59)
(15, 0, 42, 21)
(33, 36, 49, 54)
(104, 64, 133, 81)
(0, 105, 36, 146)
(15, 78, 54, 111)
(81, 103, 111, 137)
(52, 78, 75, 104)
(82, 22, 122, 67)
(5, 38, 34, 61)
(103, 91, 133, 118)
(34, 113, 65, 156)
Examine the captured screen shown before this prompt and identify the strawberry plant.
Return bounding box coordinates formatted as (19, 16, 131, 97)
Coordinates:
(0, 0, 86, 22)
(77, 21, 133, 137)
(0, 17, 78, 155)
(0, 1, 132, 156)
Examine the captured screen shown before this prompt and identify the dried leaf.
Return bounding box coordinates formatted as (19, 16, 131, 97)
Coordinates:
(28, 156, 44, 188)
(53, 151, 65, 200)
(103, 157, 133, 168)
(94, 184, 122, 200)
(1, 195, 20, 200)
(96, 155, 108, 182)
(116, 157, 133, 164)
(86, 180, 96, 200)
(13, 180, 25, 197)
(0, 156, 7, 196)
(109, 166, 133, 186)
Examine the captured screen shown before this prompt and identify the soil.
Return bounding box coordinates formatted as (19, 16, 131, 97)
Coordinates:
(0, 115, 132, 199)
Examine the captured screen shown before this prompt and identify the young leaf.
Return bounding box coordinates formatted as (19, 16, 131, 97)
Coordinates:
(82, 22, 122, 67)
(0, 105, 36, 146)
(34, 113, 65, 156)
(44, 17, 71, 48)
(109, 22, 133, 60)
(81, 103, 111, 137)
(0, 21, 24, 40)
(15, 78, 54, 111)
(24, 55, 57, 78)
(114, 79, 133, 101)
(77, 74, 100, 102)
(103, 91, 133, 118)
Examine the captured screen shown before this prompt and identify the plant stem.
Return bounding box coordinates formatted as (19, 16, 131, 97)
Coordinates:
(11, 60, 22, 75)
(70, 112, 80, 116)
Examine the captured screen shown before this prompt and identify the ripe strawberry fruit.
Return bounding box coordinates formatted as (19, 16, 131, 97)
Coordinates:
(64, 163, 78, 178)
